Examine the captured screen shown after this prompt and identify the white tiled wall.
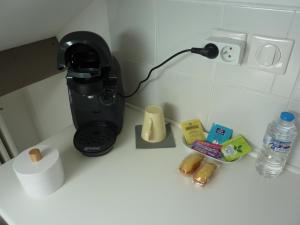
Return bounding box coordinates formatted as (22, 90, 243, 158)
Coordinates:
(0, 89, 40, 151)
(107, 0, 300, 168)
(57, 0, 111, 45)
(107, 0, 155, 64)
(23, 73, 72, 141)
(0, 73, 72, 152)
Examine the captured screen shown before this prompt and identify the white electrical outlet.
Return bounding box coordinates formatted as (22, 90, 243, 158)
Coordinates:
(205, 29, 247, 65)
(220, 46, 235, 62)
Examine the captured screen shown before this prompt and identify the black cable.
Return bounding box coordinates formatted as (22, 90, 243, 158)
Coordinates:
(119, 43, 219, 98)
(120, 49, 192, 98)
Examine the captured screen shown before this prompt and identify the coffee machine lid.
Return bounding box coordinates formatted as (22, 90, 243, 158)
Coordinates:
(57, 31, 113, 78)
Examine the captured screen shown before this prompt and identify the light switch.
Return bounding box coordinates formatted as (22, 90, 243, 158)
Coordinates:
(247, 35, 294, 75)
(256, 44, 281, 66)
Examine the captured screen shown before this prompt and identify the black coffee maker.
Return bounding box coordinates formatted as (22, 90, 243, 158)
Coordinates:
(57, 31, 125, 156)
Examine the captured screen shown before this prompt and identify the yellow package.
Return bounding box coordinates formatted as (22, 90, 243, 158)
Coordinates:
(181, 119, 205, 145)
(193, 162, 217, 186)
(179, 153, 204, 175)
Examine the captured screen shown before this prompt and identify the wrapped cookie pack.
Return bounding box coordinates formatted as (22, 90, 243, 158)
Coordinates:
(179, 153, 218, 186)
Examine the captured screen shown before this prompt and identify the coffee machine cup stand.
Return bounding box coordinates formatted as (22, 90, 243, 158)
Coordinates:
(57, 31, 125, 157)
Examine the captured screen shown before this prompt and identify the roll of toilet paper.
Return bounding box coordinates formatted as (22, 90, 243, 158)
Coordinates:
(13, 145, 64, 198)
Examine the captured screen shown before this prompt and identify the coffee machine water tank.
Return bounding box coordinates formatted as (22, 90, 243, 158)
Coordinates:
(57, 31, 125, 157)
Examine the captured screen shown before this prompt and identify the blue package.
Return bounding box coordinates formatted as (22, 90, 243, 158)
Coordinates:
(207, 123, 233, 144)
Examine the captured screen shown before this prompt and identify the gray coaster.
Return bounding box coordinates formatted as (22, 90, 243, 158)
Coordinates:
(135, 123, 176, 149)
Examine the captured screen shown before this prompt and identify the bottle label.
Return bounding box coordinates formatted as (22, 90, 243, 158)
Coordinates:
(263, 135, 291, 153)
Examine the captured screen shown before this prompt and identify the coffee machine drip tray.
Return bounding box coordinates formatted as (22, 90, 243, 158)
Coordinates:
(73, 121, 117, 157)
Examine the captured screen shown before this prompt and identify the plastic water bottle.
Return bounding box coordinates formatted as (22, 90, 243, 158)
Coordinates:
(256, 112, 297, 178)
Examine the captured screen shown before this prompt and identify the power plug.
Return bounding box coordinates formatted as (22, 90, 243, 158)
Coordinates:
(191, 43, 219, 59)
(206, 37, 245, 65)
(205, 30, 247, 65)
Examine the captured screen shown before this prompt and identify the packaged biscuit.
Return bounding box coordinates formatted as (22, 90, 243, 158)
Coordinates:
(181, 119, 206, 145)
(193, 162, 217, 186)
(179, 153, 204, 175)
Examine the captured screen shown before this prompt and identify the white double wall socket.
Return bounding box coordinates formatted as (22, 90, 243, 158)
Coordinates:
(206, 29, 247, 65)
(247, 35, 294, 75)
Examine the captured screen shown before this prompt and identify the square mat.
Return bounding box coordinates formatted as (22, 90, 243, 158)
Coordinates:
(135, 123, 176, 149)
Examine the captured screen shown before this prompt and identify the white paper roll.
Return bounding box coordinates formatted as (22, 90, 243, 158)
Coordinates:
(13, 145, 64, 198)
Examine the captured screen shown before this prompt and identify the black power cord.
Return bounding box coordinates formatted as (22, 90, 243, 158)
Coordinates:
(120, 43, 218, 98)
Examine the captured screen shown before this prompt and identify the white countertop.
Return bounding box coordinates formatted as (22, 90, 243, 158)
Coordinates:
(1, 106, 300, 225)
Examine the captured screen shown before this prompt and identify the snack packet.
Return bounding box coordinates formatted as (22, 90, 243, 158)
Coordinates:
(179, 153, 204, 175)
(181, 119, 205, 145)
(191, 141, 222, 159)
(207, 123, 233, 144)
(193, 161, 217, 186)
(221, 135, 252, 161)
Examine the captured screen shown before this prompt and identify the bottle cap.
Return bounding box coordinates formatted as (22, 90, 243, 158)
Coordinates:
(280, 112, 295, 122)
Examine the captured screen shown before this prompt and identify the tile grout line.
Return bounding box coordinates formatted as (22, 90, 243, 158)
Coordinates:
(268, 74, 278, 94)
(265, 11, 296, 104)
(153, 0, 158, 66)
(206, 63, 218, 128)
(287, 70, 300, 109)
(286, 10, 296, 38)
(285, 11, 300, 110)
(229, 82, 290, 101)
(206, 4, 225, 128)
(170, 0, 300, 11)
(153, 0, 160, 102)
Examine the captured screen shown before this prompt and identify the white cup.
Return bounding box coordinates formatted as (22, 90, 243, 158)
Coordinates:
(141, 105, 166, 143)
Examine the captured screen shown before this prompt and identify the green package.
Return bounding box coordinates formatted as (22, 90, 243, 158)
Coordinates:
(221, 135, 252, 161)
